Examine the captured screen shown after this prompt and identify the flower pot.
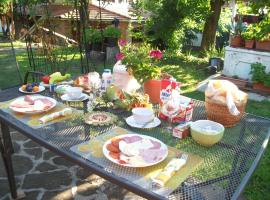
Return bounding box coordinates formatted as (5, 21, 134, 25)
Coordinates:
(91, 42, 102, 51)
(144, 80, 161, 104)
(209, 57, 223, 71)
(106, 37, 118, 47)
(245, 40, 255, 49)
(253, 83, 270, 94)
(230, 35, 244, 48)
(256, 40, 270, 52)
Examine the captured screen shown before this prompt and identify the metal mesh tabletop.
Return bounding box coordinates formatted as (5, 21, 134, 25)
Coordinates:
(0, 87, 270, 200)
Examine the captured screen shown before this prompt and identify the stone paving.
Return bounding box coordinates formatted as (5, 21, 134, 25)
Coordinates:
(0, 130, 145, 200)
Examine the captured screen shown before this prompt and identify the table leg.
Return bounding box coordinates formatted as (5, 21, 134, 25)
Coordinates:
(0, 121, 18, 199)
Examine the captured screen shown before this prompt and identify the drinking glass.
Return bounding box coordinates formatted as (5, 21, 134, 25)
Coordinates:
(161, 99, 180, 130)
(88, 72, 101, 97)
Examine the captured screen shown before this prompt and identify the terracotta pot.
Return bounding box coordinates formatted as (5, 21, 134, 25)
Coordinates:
(245, 40, 255, 49)
(218, 76, 248, 90)
(230, 35, 244, 48)
(256, 40, 270, 52)
(144, 80, 161, 104)
(253, 83, 270, 94)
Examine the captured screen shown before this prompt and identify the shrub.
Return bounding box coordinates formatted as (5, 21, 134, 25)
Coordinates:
(242, 24, 256, 40)
(85, 28, 103, 43)
(103, 27, 121, 38)
(250, 62, 266, 84)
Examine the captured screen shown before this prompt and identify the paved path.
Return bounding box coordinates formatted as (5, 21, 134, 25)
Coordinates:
(0, 130, 144, 200)
(196, 73, 270, 102)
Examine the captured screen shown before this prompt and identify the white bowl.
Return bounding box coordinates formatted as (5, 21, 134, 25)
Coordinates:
(132, 108, 154, 125)
(65, 87, 83, 99)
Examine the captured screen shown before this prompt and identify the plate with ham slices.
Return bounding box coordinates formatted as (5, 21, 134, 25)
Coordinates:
(9, 95, 57, 114)
(103, 134, 168, 167)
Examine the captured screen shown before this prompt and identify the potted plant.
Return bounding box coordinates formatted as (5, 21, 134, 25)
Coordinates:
(254, 15, 270, 51)
(85, 28, 103, 51)
(242, 24, 256, 49)
(230, 17, 246, 48)
(250, 62, 270, 93)
(104, 27, 121, 47)
(117, 42, 163, 103)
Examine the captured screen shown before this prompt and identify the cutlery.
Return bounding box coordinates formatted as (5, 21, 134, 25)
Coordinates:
(141, 118, 155, 128)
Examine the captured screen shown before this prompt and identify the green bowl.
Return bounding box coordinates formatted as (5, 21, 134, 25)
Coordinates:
(191, 120, 224, 147)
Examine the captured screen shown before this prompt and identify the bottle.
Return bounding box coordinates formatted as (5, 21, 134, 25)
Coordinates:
(101, 69, 112, 92)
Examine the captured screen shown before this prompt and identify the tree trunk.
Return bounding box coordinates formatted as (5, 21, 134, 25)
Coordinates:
(200, 0, 223, 51)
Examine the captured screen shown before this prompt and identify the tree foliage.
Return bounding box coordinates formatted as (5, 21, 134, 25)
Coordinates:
(0, 0, 11, 15)
(132, 0, 209, 50)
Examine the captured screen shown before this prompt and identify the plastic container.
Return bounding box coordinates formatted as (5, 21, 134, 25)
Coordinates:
(101, 69, 112, 92)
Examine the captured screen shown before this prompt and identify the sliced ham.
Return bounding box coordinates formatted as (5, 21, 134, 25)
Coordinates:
(10, 96, 54, 112)
(122, 135, 142, 143)
(149, 139, 161, 149)
(35, 98, 54, 109)
(139, 149, 167, 163)
(24, 95, 34, 105)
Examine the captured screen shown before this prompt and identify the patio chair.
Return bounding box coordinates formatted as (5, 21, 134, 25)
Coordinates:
(23, 71, 46, 84)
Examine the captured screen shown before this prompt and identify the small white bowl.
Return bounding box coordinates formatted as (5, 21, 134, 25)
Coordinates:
(132, 108, 154, 125)
(66, 87, 83, 99)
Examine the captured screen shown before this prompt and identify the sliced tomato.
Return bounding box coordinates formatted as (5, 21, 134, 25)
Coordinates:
(106, 143, 120, 153)
(119, 160, 127, 165)
(111, 138, 122, 148)
(109, 152, 120, 160)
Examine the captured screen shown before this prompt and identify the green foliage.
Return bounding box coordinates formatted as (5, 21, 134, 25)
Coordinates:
(133, 0, 209, 50)
(241, 24, 257, 40)
(103, 27, 121, 38)
(264, 74, 270, 87)
(121, 43, 162, 83)
(0, 0, 10, 15)
(250, 62, 266, 83)
(85, 28, 103, 43)
(230, 16, 247, 36)
(250, 0, 270, 13)
(253, 14, 270, 41)
(204, 45, 224, 58)
(237, 2, 254, 14)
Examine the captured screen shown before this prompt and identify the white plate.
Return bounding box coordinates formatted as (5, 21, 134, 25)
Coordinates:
(103, 134, 168, 168)
(9, 95, 57, 114)
(61, 93, 89, 102)
(126, 116, 161, 129)
(19, 85, 45, 94)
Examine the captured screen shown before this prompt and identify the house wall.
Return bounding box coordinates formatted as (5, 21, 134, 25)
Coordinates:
(49, 19, 130, 41)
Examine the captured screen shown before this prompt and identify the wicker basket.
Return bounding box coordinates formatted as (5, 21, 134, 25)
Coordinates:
(205, 96, 247, 127)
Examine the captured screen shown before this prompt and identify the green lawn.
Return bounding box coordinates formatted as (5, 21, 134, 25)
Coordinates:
(0, 41, 269, 200)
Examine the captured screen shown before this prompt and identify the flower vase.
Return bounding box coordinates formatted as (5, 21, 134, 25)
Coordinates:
(143, 80, 161, 104)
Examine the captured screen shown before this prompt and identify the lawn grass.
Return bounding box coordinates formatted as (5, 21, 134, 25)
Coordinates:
(0, 41, 269, 200)
(183, 91, 270, 200)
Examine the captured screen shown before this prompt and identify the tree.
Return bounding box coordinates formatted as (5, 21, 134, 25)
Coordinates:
(133, 0, 209, 50)
(0, 0, 11, 37)
(200, 0, 224, 51)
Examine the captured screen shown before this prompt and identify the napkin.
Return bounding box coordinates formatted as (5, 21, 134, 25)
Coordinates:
(39, 108, 72, 124)
(152, 157, 187, 187)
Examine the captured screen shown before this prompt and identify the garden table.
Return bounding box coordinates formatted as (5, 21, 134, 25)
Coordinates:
(0, 86, 270, 200)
